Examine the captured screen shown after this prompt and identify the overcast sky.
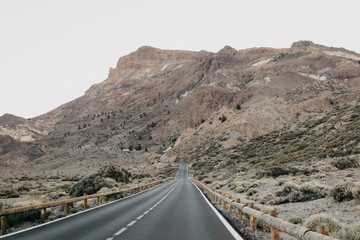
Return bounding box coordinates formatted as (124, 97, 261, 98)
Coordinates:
(1, 0, 359, 118)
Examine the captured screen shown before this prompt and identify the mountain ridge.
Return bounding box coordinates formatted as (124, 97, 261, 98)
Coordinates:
(0, 40, 359, 174)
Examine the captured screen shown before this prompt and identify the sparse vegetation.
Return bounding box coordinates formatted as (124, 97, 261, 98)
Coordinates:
(304, 213, 342, 233)
(335, 224, 360, 240)
(69, 165, 131, 197)
(331, 157, 359, 170)
(330, 181, 355, 202)
(219, 115, 227, 123)
(263, 182, 328, 205)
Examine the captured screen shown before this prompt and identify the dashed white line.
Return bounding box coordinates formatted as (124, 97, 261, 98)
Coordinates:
(109, 186, 176, 240)
(127, 220, 137, 227)
(114, 228, 127, 236)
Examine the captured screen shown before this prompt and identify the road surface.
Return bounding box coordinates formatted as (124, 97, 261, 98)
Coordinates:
(1, 164, 242, 240)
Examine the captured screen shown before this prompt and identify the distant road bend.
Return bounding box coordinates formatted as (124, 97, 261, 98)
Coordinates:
(1, 164, 243, 240)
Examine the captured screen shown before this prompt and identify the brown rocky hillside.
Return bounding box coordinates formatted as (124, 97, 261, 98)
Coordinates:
(0, 40, 359, 178)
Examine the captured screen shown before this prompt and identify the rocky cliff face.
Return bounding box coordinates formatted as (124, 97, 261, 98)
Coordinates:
(1, 41, 359, 175)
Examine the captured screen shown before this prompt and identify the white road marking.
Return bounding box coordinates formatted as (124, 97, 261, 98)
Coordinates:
(127, 220, 137, 226)
(114, 228, 127, 236)
(108, 186, 176, 239)
(191, 181, 244, 240)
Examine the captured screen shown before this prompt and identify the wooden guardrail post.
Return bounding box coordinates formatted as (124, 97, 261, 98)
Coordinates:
(270, 209, 280, 240)
(96, 196, 100, 206)
(41, 201, 46, 223)
(222, 195, 227, 209)
(65, 197, 70, 214)
(102, 195, 106, 203)
(317, 223, 329, 236)
(124, 190, 127, 197)
(236, 198, 242, 220)
(228, 196, 232, 214)
(1, 206, 8, 235)
(83, 194, 88, 209)
(249, 203, 256, 231)
(324, 224, 329, 236)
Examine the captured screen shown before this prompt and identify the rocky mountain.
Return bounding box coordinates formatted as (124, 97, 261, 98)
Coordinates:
(0, 41, 359, 178)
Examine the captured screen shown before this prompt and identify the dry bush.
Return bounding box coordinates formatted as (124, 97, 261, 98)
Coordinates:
(69, 174, 113, 197)
(235, 185, 245, 193)
(272, 182, 328, 204)
(0, 188, 20, 198)
(212, 180, 227, 189)
(352, 183, 360, 201)
(304, 213, 343, 233)
(256, 219, 271, 232)
(69, 164, 131, 197)
(288, 216, 303, 225)
(46, 191, 67, 200)
(259, 193, 276, 204)
(335, 224, 360, 240)
(330, 181, 355, 202)
(331, 157, 360, 170)
(17, 185, 31, 193)
(246, 188, 258, 196)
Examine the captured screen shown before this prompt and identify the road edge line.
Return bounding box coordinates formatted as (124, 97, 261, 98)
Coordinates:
(191, 181, 244, 240)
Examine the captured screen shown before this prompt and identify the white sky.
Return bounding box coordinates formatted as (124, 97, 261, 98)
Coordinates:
(1, 0, 359, 118)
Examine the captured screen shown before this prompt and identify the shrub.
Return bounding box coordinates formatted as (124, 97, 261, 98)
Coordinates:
(236, 104, 241, 110)
(331, 158, 359, 170)
(17, 185, 31, 193)
(0, 188, 20, 198)
(304, 213, 343, 233)
(256, 219, 271, 232)
(69, 165, 131, 197)
(97, 164, 131, 182)
(335, 224, 360, 240)
(330, 181, 355, 202)
(69, 175, 112, 197)
(219, 115, 227, 123)
(235, 185, 245, 193)
(352, 183, 360, 201)
(274, 182, 328, 204)
(259, 193, 276, 204)
(289, 216, 303, 225)
(246, 188, 258, 196)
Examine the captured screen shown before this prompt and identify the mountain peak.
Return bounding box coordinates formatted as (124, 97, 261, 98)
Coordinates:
(116, 46, 203, 70)
(0, 113, 27, 127)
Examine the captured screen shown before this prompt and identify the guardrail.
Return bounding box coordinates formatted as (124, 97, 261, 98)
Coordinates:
(1, 177, 173, 235)
(191, 178, 337, 240)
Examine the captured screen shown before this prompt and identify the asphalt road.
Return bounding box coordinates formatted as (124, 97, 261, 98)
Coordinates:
(1, 164, 242, 240)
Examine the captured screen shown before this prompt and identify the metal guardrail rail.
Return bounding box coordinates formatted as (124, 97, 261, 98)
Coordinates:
(191, 178, 337, 240)
(1, 177, 173, 235)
